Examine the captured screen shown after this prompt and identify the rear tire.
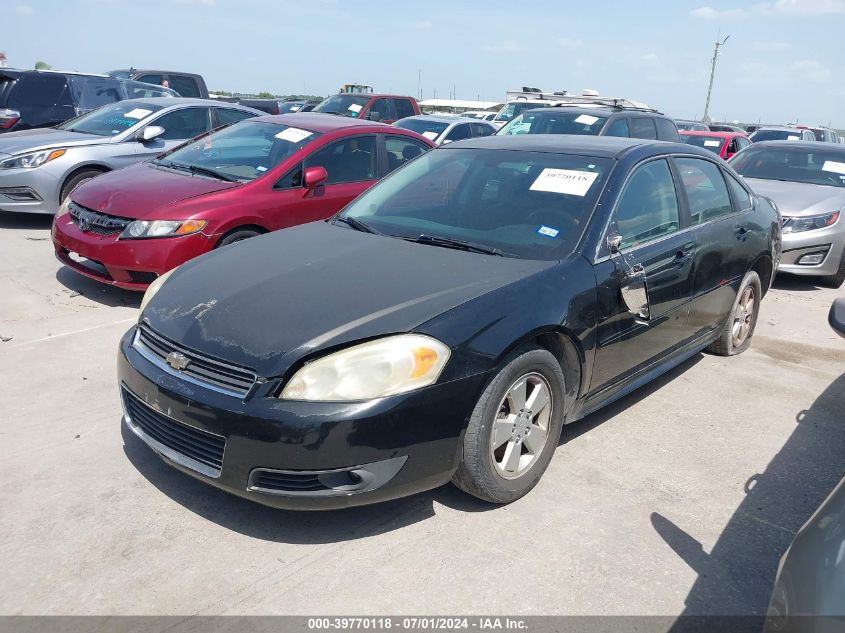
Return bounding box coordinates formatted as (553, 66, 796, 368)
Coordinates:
(820, 249, 845, 288)
(215, 228, 261, 248)
(708, 271, 762, 356)
(452, 345, 565, 504)
(60, 169, 105, 204)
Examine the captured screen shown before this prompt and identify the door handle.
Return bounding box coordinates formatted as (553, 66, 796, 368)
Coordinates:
(735, 226, 751, 241)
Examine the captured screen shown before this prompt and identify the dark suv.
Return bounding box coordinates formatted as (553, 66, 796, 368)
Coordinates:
(497, 102, 681, 142)
(235, 98, 321, 115)
(106, 69, 208, 99)
(0, 69, 178, 133)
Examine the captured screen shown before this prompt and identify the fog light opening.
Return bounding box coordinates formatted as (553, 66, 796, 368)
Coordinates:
(797, 251, 827, 266)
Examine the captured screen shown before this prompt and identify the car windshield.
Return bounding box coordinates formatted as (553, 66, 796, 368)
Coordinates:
(313, 94, 370, 117)
(730, 147, 845, 188)
(57, 101, 164, 136)
(107, 70, 132, 80)
(155, 120, 321, 182)
(497, 111, 609, 136)
(279, 102, 305, 114)
(682, 135, 725, 153)
(493, 102, 551, 123)
(337, 148, 612, 260)
(122, 80, 177, 99)
(750, 129, 803, 142)
(393, 118, 449, 141)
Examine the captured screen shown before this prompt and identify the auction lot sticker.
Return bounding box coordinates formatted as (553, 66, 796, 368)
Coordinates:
(276, 127, 313, 143)
(822, 160, 845, 175)
(530, 168, 598, 196)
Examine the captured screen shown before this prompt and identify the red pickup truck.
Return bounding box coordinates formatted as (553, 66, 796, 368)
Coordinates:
(312, 93, 420, 124)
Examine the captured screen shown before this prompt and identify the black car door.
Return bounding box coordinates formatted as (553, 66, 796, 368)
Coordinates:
(589, 157, 698, 394)
(677, 157, 756, 336)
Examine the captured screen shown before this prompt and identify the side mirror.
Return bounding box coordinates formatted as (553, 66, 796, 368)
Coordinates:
(303, 165, 327, 191)
(367, 111, 382, 122)
(136, 125, 165, 142)
(608, 234, 651, 320)
(829, 299, 845, 339)
(607, 235, 622, 253)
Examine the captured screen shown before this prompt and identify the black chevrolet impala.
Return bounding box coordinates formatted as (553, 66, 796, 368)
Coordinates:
(118, 136, 781, 509)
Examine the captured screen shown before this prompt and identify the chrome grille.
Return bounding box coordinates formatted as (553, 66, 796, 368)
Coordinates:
(69, 201, 131, 236)
(133, 324, 257, 398)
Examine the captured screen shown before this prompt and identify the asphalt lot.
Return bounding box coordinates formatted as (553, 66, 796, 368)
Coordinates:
(1, 209, 843, 618)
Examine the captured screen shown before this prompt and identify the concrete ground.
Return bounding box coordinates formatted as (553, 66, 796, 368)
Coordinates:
(1, 210, 843, 617)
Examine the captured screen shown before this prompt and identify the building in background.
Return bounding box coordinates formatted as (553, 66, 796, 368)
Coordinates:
(0, 52, 7, 68)
(418, 98, 503, 115)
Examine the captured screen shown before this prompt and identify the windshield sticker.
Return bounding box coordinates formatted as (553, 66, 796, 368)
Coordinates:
(289, 105, 301, 112)
(348, 103, 363, 113)
(704, 140, 721, 147)
(537, 225, 560, 238)
(574, 114, 599, 125)
(530, 168, 599, 197)
(822, 160, 845, 175)
(124, 108, 153, 120)
(787, 135, 800, 140)
(256, 166, 268, 172)
(275, 127, 313, 143)
(422, 131, 439, 140)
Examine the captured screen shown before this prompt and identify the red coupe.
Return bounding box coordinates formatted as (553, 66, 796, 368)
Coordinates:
(680, 130, 750, 160)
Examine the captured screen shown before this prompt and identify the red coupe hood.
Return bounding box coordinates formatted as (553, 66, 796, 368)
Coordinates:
(70, 162, 240, 219)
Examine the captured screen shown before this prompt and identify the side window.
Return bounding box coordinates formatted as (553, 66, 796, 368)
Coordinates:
(275, 162, 303, 189)
(725, 172, 753, 212)
(384, 135, 430, 175)
(445, 123, 471, 142)
(614, 159, 680, 249)
(629, 117, 657, 140)
(471, 123, 494, 137)
(153, 107, 211, 140)
(655, 117, 680, 142)
(136, 73, 164, 87)
(73, 77, 122, 111)
(736, 137, 750, 150)
(604, 117, 629, 137)
(727, 138, 739, 154)
(216, 108, 255, 127)
(676, 157, 733, 225)
(10, 75, 71, 107)
(168, 75, 200, 98)
(393, 98, 415, 120)
(304, 135, 377, 184)
(367, 98, 392, 122)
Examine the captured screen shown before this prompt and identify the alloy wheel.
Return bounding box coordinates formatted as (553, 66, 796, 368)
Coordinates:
(731, 285, 756, 347)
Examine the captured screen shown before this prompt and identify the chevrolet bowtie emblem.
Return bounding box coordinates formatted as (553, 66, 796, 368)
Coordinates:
(165, 351, 190, 371)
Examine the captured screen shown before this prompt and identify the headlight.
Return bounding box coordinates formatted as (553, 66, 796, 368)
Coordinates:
(119, 219, 207, 240)
(57, 197, 71, 216)
(280, 334, 451, 401)
(139, 268, 176, 312)
(0, 148, 66, 169)
(783, 211, 840, 233)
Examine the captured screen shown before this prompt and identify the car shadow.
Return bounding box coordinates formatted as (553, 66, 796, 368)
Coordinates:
(653, 372, 845, 627)
(772, 274, 833, 292)
(55, 266, 142, 308)
(0, 210, 54, 230)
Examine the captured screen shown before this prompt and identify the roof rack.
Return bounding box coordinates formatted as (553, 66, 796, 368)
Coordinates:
(550, 96, 660, 113)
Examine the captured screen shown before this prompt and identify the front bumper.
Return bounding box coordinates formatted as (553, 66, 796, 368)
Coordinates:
(779, 221, 845, 277)
(52, 211, 217, 290)
(0, 163, 62, 214)
(118, 328, 484, 510)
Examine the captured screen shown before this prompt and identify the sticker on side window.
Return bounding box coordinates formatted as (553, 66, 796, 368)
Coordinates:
(529, 168, 599, 197)
(124, 108, 153, 120)
(787, 135, 800, 140)
(348, 103, 363, 113)
(574, 114, 599, 125)
(537, 225, 560, 238)
(704, 140, 721, 147)
(422, 131, 439, 140)
(275, 127, 313, 143)
(822, 160, 845, 175)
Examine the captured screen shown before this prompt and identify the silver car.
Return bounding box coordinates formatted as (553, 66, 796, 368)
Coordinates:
(0, 98, 261, 215)
(392, 115, 496, 145)
(730, 141, 845, 287)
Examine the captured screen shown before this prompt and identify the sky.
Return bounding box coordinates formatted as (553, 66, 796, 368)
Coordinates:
(4, 0, 844, 127)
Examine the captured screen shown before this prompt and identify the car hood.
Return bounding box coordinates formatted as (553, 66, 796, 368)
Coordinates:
(0, 128, 108, 156)
(70, 162, 240, 218)
(745, 178, 845, 217)
(143, 221, 553, 377)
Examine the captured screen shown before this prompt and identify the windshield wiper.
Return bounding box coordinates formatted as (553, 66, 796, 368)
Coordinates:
(334, 216, 380, 234)
(151, 160, 237, 182)
(405, 234, 502, 256)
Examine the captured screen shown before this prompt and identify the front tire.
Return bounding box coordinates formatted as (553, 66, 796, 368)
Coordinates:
(708, 271, 762, 356)
(215, 228, 261, 248)
(60, 169, 105, 203)
(820, 248, 845, 288)
(452, 345, 565, 504)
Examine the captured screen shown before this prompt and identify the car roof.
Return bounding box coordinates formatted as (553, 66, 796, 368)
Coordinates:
(111, 69, 202, 77)
(328, 93, 414, 100)
(749, 140, 845, 152)
(755, 126, 806, 132)
(518, 105, 664, 117)
(680, 131, 736, 138)
(443, 134, 674, 157)
(405, 115, 477, 123)
(0, 68, 109, 79)
(249, 112, 395, 132)
(120, 97, 237, 107)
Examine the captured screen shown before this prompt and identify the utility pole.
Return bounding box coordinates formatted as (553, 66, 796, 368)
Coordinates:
(417, 69, 421, 100)
(703, 34, 729, 123)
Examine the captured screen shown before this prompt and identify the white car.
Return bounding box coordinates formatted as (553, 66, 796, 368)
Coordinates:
(461, 110, 497, 122)
(392, 115, 496, 145)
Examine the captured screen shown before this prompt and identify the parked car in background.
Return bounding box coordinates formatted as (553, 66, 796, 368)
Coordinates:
(675, 119, 709, 132)
(709, 124, 747, 134)
(491, 99, 555, 128)
(808, 126, 841, 144)
(279, 99, 321, 113)
(497, 103, 681, 142)
(106, 69, 208, 99)
(235, 99, 321, 115)
(461, 110, 498, 122)
(750, 127, 817, 142)
(680, 130, 750, 160)
(393, 115, 496, 145)
(118, 135, 779, 510)
(0, 98, 260, 215)
(52, 113, 435, 289)
(730, 141, 845, 287)
(0, 69, 178, 133)
(312, 93, 420, 123)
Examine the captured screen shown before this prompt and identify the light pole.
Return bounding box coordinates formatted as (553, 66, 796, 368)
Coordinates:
(703, 34, 729, 123)
(417, 69, 421, 101)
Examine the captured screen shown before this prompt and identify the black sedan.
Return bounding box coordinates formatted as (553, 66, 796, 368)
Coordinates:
(118, 136, 781, 510)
